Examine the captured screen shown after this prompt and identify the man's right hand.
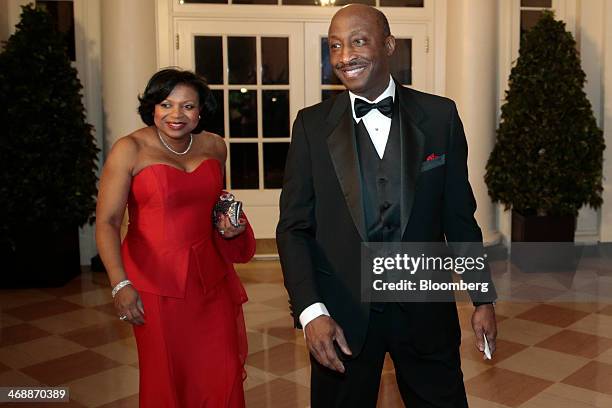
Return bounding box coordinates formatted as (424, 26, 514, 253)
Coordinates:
(304, 315, 352, 373)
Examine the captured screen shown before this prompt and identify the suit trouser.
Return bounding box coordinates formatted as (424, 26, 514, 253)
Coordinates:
(310, 303, 468, 408)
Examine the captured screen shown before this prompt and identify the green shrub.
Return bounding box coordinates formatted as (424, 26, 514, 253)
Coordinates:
(485, 11, 604, 217)
(0, 5, 99, 247)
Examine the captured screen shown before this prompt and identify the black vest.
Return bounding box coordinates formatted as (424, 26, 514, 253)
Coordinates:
(355, 100, 402, 244)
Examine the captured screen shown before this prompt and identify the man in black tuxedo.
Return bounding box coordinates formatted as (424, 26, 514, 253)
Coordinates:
(277, 4, 497, 407)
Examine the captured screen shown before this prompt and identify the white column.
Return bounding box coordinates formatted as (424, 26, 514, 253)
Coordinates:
(446, 0, 499, 245)
(0, 0, 31, 44)
(101, 0, 157, 151)
(601, 2, 612, 242)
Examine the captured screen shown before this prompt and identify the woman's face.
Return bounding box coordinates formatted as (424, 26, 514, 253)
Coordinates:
(154, 84, 200, 139)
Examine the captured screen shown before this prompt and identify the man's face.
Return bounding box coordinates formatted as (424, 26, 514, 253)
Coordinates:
(328, 7, 395, 100)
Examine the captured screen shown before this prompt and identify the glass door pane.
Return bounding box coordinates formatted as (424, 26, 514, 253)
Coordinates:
(229, 89, 258, 138)
(194, 36, 223, 84)
(389, 39, 413, 85)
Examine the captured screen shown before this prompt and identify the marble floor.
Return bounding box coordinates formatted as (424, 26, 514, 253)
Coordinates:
(1, 259, 612, 407)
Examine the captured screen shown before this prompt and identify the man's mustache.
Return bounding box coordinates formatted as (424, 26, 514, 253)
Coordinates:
(334, 58, 368, 70)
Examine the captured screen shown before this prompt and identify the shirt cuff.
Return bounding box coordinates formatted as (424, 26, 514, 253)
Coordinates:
(299, 302, 330, 329)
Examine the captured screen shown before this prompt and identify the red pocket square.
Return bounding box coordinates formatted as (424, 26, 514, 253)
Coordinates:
(426, 153, 440, 162)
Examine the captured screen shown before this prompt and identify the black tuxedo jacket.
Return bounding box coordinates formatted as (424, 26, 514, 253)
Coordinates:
(277, 82, 489, 356)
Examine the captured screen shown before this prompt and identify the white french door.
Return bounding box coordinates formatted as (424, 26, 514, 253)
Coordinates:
(176, 19, 429, 238)
(177, 20, 304, 238)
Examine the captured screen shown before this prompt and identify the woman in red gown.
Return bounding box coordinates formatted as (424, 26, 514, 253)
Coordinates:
(95, 69, 255, 407)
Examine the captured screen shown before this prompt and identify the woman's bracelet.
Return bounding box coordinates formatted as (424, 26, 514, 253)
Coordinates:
(111, 280, 132, 298)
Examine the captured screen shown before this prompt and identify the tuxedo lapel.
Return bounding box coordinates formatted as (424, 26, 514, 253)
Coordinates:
(397, 83, 426, 239)
(325, 92, 367, 241)
(324, 86, 426, 242)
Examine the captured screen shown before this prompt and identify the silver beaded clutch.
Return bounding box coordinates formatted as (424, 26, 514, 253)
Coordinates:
(213, 192, 243, 228)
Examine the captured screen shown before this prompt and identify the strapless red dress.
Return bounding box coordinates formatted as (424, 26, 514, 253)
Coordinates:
(120, 159, 255, 408)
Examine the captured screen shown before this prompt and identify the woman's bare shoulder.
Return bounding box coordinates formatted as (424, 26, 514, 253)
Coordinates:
(107, 127, 152, 169)
(197, 131, 227, 164)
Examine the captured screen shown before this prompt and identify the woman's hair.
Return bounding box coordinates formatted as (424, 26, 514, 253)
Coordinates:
(138, 68, 216, 134)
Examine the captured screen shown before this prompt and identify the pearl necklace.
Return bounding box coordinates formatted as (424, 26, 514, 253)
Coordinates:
(157, 129, 193, 156)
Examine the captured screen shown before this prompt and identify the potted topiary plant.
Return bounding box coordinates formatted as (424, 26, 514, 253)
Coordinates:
(0, 5, 99, 287)
(485, 11, 605, 245)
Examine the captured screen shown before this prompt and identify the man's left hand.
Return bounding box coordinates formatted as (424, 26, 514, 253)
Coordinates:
(471, 304, 497, 357)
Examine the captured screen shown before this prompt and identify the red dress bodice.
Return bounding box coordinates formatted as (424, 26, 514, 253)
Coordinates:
(121, 159, 254, 298)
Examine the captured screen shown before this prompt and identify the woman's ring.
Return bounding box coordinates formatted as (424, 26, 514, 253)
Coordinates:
(119, 315, 128, 321)
(219, 229, 225, 235)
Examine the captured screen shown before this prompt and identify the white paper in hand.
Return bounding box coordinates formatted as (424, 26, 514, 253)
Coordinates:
(483, 334, 492, 360)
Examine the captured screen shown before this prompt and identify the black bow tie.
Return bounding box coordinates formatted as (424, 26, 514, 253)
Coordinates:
(354, 96, 394, 118)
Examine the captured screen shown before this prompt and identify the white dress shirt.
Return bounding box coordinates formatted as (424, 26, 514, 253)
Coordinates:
(350, 77, 396, 158)
(299, 76, 396, 330)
